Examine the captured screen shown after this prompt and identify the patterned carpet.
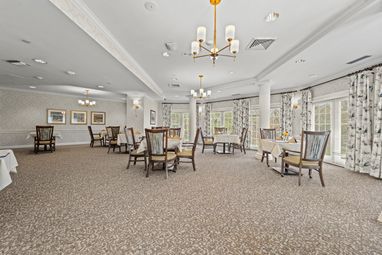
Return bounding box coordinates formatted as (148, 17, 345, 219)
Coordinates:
(1, 145, 382, 254)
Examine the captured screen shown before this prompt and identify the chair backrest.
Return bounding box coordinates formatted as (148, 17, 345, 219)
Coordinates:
(169, 128, 181, 138)
(260, 128, 276, 140)
(152, 126, 169, 130)
(145, 129, 168, 160)
(88, 126, 94, 138)
(126, 127, 137, 149)
(214, 127, 227, 135)
(240, 127, 248, 145)
(192, 128, 201, 155)
(106, 126, 112, 137)
(110, 126, 120, 140)
(300, 130, 330, 162)
(36, 126, 54, 141)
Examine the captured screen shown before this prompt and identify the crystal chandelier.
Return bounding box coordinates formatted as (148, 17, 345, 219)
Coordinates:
(78, 90, 96, 106)
(191, 75, 211, 99)
(191, 0, 239, 64)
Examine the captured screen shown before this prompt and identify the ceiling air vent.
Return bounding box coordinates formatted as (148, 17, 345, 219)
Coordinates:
(168, 83, 181, 88)
(346, 55, 371, 64)
(165, 42, 178, 51)
(246, 38, 276, 50)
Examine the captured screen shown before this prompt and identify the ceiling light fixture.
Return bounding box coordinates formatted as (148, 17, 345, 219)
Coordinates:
(295, 59, 306, 63)
(190, 75, 211, 99)
(162, 51, 170, 57)
(190, 0, 240, 65)
(78, 90, 96, 106)
(32, 58, 47, 64)
(29, 86, 36, 89)
(265, 12, 280, 22)
(34, 76, 44, 80)
(65, 70, 76, 75)
(97, 85, 104, 88)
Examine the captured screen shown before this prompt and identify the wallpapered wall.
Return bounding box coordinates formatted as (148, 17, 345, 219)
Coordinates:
(0, 89, 126, 148)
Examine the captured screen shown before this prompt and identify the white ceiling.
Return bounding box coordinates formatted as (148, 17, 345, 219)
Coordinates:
(1, 0, 382, 102)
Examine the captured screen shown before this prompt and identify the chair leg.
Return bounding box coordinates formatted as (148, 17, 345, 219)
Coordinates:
(261, 152, 265, 162)
(146, 161, 151, 177)
(127, 153, 132, 169)
(165, 162, 168, 179)
(318, 167, 325, 187)
(309, 169, 312, 178)
(202, 145, 205, 153)
(298, 165, 302, 186)
(243, 146, 246, 154)
(192, 158, 196, 171)
(144, 156, 147, 172)
(107, 144, 111, 153)
(281, 158, 284, 177)
(266, 153, 269, 167)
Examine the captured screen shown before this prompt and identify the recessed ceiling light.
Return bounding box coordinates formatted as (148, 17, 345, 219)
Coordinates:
(265, 12, 280, 22)
(144, 1, 157, 11)
(32, 58, 47, 64)
(229, 71, 234, 75)
(65, 70, 76, 75)
(97, 85, 104, 88)
(34, 76, 43, 80)
(5, 60, 28, 66)
(29, 86, 36, 89)
(217, 90, 222, 93)
(295, 59, 306, 63)
(309, 74, 318, 78)
(162, 51, 170, 57)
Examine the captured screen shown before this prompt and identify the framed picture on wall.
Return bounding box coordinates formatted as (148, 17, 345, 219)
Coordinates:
(70, 110, 87, 125)
(150, 110, 156, 125)
(47, 109, 66, 124)
(91, 111, 106, 125)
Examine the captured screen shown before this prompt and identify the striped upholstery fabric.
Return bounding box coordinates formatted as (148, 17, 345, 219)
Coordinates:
(147, 132, 164, 155)
(304, 133, 329, 161)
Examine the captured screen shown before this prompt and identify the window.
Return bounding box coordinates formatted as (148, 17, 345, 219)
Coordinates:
(223, 111, 233, 134)
(210, 112, 222, 134)
(270, 108, 281, 135)
(170, 112, 190, 142)
(340, 100, 348, 158)
(314, 103, 332, 155)
(210, 111, 233, 134)
(170, 113, 181, 128)
(249, 112, 260, 149)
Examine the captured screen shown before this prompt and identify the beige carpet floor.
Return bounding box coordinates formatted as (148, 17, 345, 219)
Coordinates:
(1, 145, 382, 254)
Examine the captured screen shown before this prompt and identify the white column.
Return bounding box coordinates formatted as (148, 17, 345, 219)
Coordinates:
(259, 82, 271, 128)
(190, 98, 197, 140)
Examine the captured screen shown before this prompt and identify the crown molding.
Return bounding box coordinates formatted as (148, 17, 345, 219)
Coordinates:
(49, 0, 164, 97)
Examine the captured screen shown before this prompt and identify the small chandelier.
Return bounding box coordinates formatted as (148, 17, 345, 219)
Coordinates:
(191, 0, 239, 65)
(191, 75, 211, 99)
(78, 90, 96, 106)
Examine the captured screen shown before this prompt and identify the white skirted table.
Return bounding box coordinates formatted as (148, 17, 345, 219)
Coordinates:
(213, 134, 240, 154)
(260, 139, 301, 175)
(0, 150, 18, 191)
(136, 138, 182, 153)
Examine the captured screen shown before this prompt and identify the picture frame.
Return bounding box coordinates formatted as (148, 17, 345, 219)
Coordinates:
(70, 110, 87, 125)
(91, 111, 106, 125)
(47, 109, 66, 124)
(150, 110, 156, 125)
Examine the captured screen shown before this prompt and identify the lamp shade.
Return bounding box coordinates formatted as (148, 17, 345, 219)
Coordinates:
(197, 26, 206, 42)
(230, 40, 239, 54)
(191, 41, 199, 55)
(225, 25, 235, 42)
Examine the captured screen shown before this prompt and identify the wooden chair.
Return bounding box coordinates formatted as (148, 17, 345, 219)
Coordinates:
(126, 127, 147, 172)
(152, 126, 169, 129)
(88, 126, 104, 147)
(260, 128, 277, 167)
(106, 126, 121, 153)
(34, 126, 55, 153)
(231, 127, 248, 154)
(214, 127, 227, 135)
(145, 128, 177, 179)
(169, 128, 181, 138)
(200, 129, 214, 153)
(282, 130, 330, 186)
(176, 128, 200, 171)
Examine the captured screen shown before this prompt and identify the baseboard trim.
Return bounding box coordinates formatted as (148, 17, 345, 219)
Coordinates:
(0, 141, 89, 149)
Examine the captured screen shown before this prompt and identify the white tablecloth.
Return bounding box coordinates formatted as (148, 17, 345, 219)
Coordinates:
(260, 139, 301, 158)
(137, 138, 182, 153)
(214, 134, 240, 144)
(26, 132, 63, 140)
(0, 150, 18, 191)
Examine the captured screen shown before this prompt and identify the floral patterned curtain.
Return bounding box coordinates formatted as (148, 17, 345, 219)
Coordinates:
(233, 99, 250, 147)
(204, 103, 212, 135)
(346, 71, 375, 176)
(370, 67, 382, 178)
(162, 104, 172, 127)
(301, 89, 312, 131)
(281, 93, 293, 133)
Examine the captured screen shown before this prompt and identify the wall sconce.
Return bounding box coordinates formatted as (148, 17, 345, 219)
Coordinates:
(291, 92, 301, 110)
(133, 99, 141, 110)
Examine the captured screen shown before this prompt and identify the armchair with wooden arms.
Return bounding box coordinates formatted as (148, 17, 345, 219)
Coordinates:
(126, 127, 147, 172)
(106, 126, 121, 153)
(176, 128, 200, 171)
(231, 127, 248, 154)
(200, 129, 214, 153)
(145, 128, 177, 179)
(260, 128, 277, 167)
(88, 126, 104, 147)
(34, 126, 55, 153)
(281, 130, 330, 186)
